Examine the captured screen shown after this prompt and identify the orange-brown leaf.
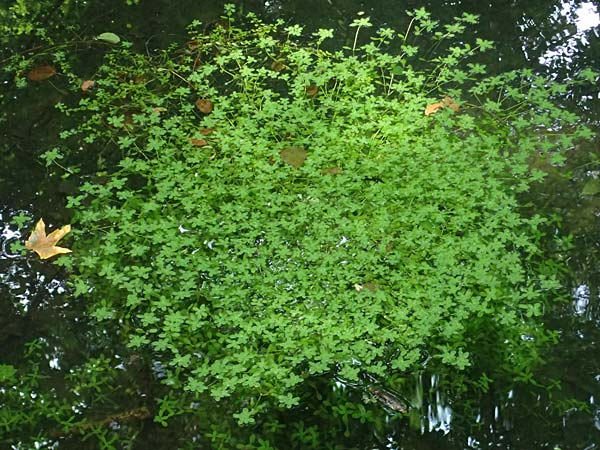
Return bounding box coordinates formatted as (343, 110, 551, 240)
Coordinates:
(27, 65, 57, 81)
(424, 101, 445, 116)
(195, 98, 213, 114)
(305, 84, 319, 97)
(271, 60, 286, 72)
(190, 138, 208, 147)
(424, 96, 460, 116)
(25, 218, 72, 259)
(81, 80, 95, 91)
(443, 95, 460, 112)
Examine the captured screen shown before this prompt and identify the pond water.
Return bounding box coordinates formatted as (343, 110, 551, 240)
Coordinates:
(1, 0, 600, 448)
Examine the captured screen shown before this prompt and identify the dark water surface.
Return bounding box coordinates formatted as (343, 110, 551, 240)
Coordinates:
(1, 0, 600, 448)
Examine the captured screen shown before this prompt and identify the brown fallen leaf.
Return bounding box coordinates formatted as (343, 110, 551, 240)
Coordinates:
(369, 387, 408, 413)
(424, 101, 445, 116)
(199, 127, 215, 135)
(280, 146, 307, 168)
(27, 65, 57, 81)
(25, 218, 72, 259)
(81, 80, 95, 91)
(424, 96, 460, 116)
(186, 40, 202, 52)
(305, 84, 319, 97)
(195, 98, 213, 114)
(443, 95, 460, 112)
(190, 138, 208, 147)
(271, 60, 286, 72)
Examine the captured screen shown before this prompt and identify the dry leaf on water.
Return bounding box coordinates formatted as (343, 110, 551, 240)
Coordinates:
(25, 218, 72, 259)
(424, 96, 460, 116)
(305, 84, 319, 97)
(271, 60, 286, 72)
(195, 98, 213, 114)
(27, 65, 57, 81)
(185, 40, 202, 52)
(443, 96, 460, 112)
(424, 101, 444, 116)
(81, 80, 95, 91)
(190, 138, 208, 147)
(280, 146, 307, 168)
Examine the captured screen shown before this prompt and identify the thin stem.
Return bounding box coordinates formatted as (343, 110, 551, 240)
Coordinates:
(403, 17, 416, 43)
(352, 26, 361, 53)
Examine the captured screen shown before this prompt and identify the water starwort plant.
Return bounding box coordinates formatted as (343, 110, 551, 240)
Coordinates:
(3, 5, 596, 448)
(58, 4, 594, 421)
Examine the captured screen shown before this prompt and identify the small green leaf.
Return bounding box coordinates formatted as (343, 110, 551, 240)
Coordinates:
(233, 407, 256, 425)
(11, 212, 31, 228)
(0, 364, 17, 383)
(582, 179, 600, 196)
(96, 32, 120, 44)
(40, 147, 64, 167)
(390, 64, 404, 75)
(577, 68, 598, 83)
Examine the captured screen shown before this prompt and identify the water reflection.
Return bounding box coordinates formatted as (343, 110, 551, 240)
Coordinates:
(539, 1, 600, 67)
(573, 284, 590, 316)
(1, 221, 21, 259)
(571, 2, 600, 30)
(418, 373, 452, 435)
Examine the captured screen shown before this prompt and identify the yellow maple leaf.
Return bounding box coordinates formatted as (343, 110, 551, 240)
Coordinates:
(25, 218, 72, 259)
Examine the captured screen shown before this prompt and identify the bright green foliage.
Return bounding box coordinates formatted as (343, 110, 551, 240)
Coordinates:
(96, 32, 121, 44)
(53, 7, 592, 427)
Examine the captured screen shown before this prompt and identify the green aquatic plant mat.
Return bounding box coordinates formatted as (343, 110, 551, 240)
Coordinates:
(51, 7, 594, 424)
